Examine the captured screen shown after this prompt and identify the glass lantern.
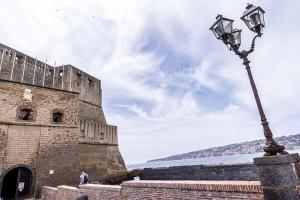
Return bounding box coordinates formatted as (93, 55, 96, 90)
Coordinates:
(229, 29, 242, 50)
(241, 4, 265, 34)
(210, 15, 234, 43)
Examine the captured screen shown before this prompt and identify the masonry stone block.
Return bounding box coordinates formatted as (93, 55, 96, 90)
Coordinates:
(254, 153, 300, 200)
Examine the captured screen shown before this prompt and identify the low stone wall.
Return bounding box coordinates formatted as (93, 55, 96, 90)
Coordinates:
(80, 184, 121, 200)
(57, 185, 80, 200)
(41, 181, 264, 200)
(41, 186, 57, 200)
(141, 163, 259, 181)
(121, 180, 264, 199)
(41, 184, 121, 200)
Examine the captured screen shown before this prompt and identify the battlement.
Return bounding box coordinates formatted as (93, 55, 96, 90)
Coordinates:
(0, 43, 102, 106)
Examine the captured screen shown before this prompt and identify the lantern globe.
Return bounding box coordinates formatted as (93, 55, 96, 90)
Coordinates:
(210, 15, 234, 41)
(241, 4, 265, 34)
(229, 29, 242, 50)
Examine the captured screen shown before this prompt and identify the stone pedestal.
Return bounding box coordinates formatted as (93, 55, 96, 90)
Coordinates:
(254, 153, 300, 200)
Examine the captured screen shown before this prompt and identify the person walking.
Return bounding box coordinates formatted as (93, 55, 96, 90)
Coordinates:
(79, 171, 89, 185)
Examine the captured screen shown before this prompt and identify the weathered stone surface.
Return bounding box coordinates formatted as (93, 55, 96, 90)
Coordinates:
(41, 186, 57, 200)
(121, 180, 264, 200)
(254, 153, 300, 165)
(104, 169, 143, 185)
(254, 154, 300, 200)
(263, 188, 300, 200)
(80, 184, 121, 200)
(42, 181, 264, 200)
(57, 185, 80, 200)
(141, 163, 259, 181)
(0, 43, 126, 198)
(255, 164, 298, 188)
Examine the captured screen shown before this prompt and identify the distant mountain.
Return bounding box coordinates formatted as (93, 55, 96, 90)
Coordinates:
(148, 134, 300, 162)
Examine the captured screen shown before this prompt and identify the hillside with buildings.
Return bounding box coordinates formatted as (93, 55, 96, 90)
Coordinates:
(148, 134, 300, 162)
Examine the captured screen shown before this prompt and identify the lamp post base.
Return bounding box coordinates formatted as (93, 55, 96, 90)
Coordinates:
(254, 153, 300, 200)
(262, 121, 288, 156)
(263, 142, 288, 156)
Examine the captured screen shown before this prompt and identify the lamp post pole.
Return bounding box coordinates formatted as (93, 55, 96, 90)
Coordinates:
(210, 4, 287, 156)
(235, 44, 286, 156)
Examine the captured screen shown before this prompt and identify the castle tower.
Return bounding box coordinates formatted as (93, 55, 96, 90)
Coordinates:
(0, 43, 126, 198)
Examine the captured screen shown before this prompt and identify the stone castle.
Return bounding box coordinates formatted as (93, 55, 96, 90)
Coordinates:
(0, 43, 126, 199)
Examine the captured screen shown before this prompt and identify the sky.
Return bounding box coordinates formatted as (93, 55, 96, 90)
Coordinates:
(1, 0, 300, 164)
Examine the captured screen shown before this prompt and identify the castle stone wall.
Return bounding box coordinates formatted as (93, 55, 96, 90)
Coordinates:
(0, 43, 126, 198)
(79, 144, 109, 182)
(0, 80, 81, 190)
(71, 66, 102, 106)
(36, 126, 80, 187)
(0, 80, 79, 126)
(0, 43, 102, 107)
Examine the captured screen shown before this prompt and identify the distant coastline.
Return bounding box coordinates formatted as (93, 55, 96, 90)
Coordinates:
(148, 133, 300, 162)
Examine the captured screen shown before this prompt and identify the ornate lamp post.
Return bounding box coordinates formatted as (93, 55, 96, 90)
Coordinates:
(210, 4, 287, 156)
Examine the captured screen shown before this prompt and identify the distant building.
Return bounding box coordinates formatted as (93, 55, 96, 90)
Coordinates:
(0, 43, 126, 199)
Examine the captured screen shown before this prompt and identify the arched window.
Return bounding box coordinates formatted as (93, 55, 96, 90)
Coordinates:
(100, 132, 104, 140)
(52, 112, 63, 123)
(18, 108, 34, 121)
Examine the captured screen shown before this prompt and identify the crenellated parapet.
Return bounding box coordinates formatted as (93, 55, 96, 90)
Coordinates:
(0, 43, 102, 107)
(79, 122, 118, 145)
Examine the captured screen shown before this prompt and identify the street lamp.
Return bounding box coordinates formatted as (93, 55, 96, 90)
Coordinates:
(210, 4, 287, 156)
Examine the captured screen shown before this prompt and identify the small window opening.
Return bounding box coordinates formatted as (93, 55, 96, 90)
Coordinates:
(88, 79, 93, 88)
(100, 133, 104, 140)
(80, 130, 85, 138)
(53, 112, 63, 123)
(47, 69, 53, 76)
(19, 108, 33, 120)
(16, 55, 23, 62)
(76, 73, 82, 86)
(59, 70, 64, 77)
(76, 73, 82, 79)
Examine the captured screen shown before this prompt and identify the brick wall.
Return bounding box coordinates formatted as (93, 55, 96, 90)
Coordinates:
(79, 144, 109, 181)
(80, 184, 121, 200)
(0, 80, 80, 198)
(0, 43, 126, 198)
(57, 185, 80, 200)
(4, 125, 41, 169)
(0, 80, 125, 192)
(0, 125, 8, 174)
(41, 184, 121, 200)
(79, 144, 126, 181)
(121, 180, 264, 200)
(141, 163, 259, 181)
(36, 127, 80, 187)
(41, 181, 264, 200)
(0, 81, 81, 189)
(0, 80, 79, 126)
(41, 186, 57, 200)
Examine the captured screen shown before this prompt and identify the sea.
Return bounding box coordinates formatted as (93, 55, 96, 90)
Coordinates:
(127, 149, 300, 170)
